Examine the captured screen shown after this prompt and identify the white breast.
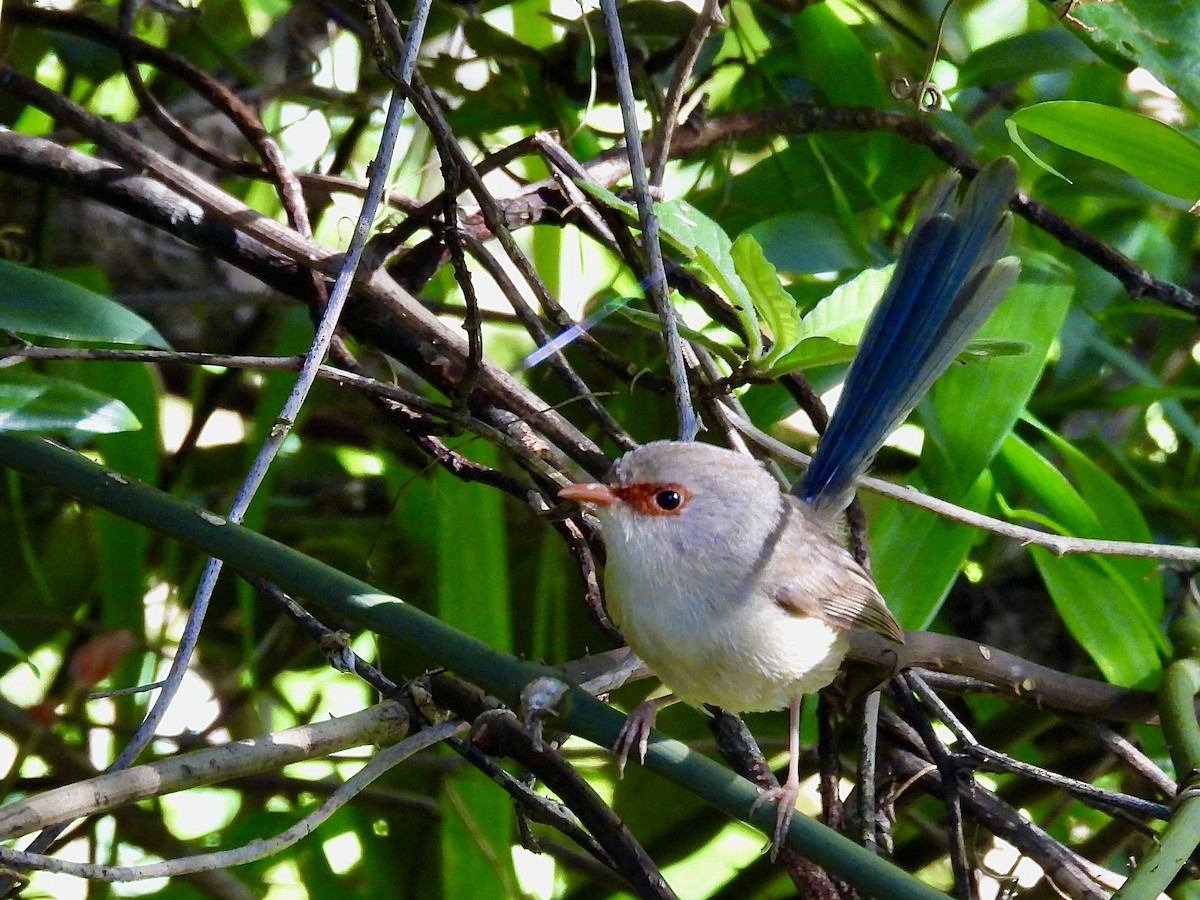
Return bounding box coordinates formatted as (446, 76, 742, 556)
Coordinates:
(605, 540, 849, 712)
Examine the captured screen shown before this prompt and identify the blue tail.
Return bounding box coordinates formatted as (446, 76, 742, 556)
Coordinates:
(797, 158, 1021, 516)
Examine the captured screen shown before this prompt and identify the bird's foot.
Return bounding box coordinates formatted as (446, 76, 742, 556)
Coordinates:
(613, 700, 658, 776)
(750, 777, 800, 860)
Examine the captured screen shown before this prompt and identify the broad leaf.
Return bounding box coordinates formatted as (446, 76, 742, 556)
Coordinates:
(925, 267, 1073, 496)
(1009, 102, 1200, 203)
(746, 211, 874, 275)
(0, 371, 140, 434)
(732, 233, 801, 369)
(998, 434, 1165, 687)
(0, 260, 169, 348)
(577, 181, 762, 358)
(1076, 0, 1200, 112)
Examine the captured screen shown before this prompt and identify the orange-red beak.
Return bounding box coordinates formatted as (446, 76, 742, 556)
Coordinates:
(559, 483, 619, 506)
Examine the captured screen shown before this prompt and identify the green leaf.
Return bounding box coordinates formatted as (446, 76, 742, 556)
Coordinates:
(0, 260, 169, 348)
(1076, 0, 1200, 112)
(1004, 117, 1073, 183)
(958, 29, 1099, 89)
(764, 336, 856, 373)
(0, 626, 30, 665)
(576, 181, 762, 359)
(1086, 335, 1200, 452)
(871, 471, 992, 630)
(0, 370, 141, 434)
(460, 17, 546, 64)
(998, 435, 1098, 535)
(792, 3, 884, 107)
(761, 267, 891, 376)
(1008, 101, 1200, 203)
(762, 267, 1032, 377)
(745, 211, 874, 275)
(616, 303, 743, 367)
(1028, 549, 1161, 688)
(1026, 415, 1162, 621)
(955, 339, 1030, 361)
(796, 266, 892, 345)
(998, 434, 1165, 686)
(435, 441, 516, 897)
(657, 198, 760, 357)
(870, 268, 1070, 627)
(732, 234, 801, 368)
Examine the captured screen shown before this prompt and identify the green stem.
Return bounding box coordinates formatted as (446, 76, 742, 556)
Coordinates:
(1114, 606, 1200, 899)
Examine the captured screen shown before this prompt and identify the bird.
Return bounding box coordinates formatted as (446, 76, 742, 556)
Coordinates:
(559, 158, 1022, 857)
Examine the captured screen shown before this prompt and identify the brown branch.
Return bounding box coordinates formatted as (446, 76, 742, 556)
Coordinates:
(0, 113, 608, 476)
(466, 104, 1196, 315)
(848, 630, 1159, 723)
(428, 675, 679, 900)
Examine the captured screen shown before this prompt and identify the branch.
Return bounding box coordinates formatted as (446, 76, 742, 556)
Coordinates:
(469, 105, 1196, 315)
(0, 125, 608, 475)
(728, 407, 1200, 563)
(0, 703, 410, 840)
(0, 720, 464, 882)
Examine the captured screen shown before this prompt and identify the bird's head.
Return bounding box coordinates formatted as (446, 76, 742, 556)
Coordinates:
(559, 441, 784, 561)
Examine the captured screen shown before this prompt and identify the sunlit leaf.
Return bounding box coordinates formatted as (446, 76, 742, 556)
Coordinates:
(576, 181, 762, 358)
(1076, 0, 1200, 111)
(1009, 101, 1200, 203)
(732, 233, 800, 368)
(0, 628, 30, 665)
(0, 371, 140, 434)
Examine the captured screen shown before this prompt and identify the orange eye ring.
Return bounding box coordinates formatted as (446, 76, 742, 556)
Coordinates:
(614, 482, 692, 517)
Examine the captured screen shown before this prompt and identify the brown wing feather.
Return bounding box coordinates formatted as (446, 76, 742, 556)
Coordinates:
(769, 497, 905, 645)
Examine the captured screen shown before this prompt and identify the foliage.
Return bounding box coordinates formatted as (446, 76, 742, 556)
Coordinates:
(0, 0, 1199, 898)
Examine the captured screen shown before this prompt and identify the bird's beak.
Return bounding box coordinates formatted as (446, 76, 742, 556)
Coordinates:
(559, 482, 619, 507)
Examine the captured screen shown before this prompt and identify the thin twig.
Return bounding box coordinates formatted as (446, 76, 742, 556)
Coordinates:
(0, 721, 465, 882)
(893, 675, 976, 900)
(858, 690, 883, 853)
(398, 76, 634, 448)
(907, 673, 1169, 820)
(465, 102, 1198, 314)
(649, 0, 723, 186)
(726, 406, 1200, 563)
(597, 0, 698, 441)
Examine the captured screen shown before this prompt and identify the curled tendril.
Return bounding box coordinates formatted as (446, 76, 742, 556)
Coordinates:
(891, 77, 944, 113)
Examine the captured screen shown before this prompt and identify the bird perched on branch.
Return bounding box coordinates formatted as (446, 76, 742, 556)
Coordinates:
(560, 158, 1021, 857)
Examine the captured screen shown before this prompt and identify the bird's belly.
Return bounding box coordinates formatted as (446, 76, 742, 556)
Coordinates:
(609, 577, 849, 713)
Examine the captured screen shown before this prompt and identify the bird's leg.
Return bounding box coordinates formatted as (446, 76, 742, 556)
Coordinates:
(614, 693, 676, 775)
(750, 695, 802, 859)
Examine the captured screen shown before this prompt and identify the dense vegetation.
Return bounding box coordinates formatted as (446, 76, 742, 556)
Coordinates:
(1, 0, 1199, 897)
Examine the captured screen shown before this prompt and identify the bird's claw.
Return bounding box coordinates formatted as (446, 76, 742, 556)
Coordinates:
(613, 700, 658, 776)
(750, 780, 800, 860)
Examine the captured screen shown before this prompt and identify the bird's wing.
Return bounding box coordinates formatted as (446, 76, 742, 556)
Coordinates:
(770, 499, 905, 644)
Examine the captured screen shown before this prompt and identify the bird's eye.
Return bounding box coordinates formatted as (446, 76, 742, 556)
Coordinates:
(654, 489, 683, 511)
(616, 482, 691, 515)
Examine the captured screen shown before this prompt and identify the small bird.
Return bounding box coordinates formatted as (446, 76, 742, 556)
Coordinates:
(560, 158, 1021, 856)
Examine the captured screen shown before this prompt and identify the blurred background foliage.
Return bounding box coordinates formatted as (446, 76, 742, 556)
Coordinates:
(1, 0, 1200, 897)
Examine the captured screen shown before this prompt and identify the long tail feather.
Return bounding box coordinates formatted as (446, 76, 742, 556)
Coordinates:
(797, 158, 1021, 516)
